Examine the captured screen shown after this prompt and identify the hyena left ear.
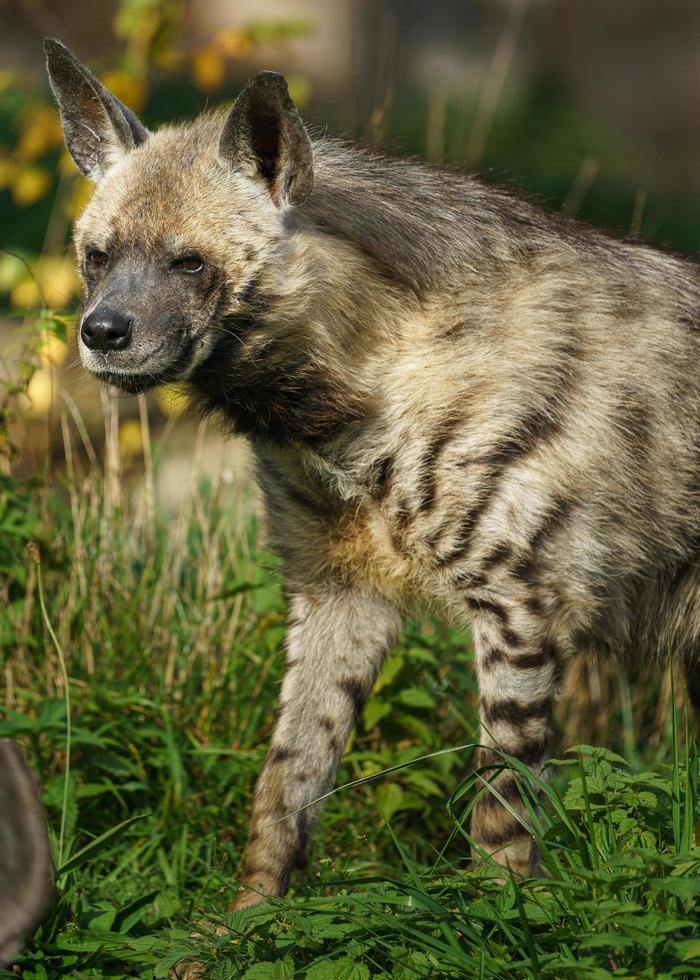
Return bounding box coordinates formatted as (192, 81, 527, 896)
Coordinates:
(44, 38, 149, 182)
(219, 71, 314, 207)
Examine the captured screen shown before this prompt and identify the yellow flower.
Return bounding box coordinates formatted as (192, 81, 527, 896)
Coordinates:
(24, 368, 55, 416)
(0, 253, 26, 293)
(0, 157, 16, 189)
(11, 277, 41, 308)
(215, 27, 253, 57)
(64, 176, 93, 221)
(191, 46, 225, 92)
(37, 255, 78, 308)
(39, 331, 69, 368)
(119, 419, 143, 458)
(11, 167, 51, 207)
(18, 106, 63, 159)
(101, 71, 149, 112)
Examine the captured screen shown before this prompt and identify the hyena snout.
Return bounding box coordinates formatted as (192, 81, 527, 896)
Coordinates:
(80, 307, 133, 353)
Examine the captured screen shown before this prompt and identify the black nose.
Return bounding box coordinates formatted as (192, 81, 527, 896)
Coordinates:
(81, 309, 133, 352)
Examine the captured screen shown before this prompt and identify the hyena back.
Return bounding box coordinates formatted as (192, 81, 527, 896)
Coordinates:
(46, 38, 700, 903)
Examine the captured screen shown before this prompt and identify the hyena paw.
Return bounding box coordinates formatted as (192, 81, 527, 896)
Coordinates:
(471, 835, 540, 880)
(229, 884, 269, 911)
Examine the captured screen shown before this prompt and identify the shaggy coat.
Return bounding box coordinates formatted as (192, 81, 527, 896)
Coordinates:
(46, 39, 700, 905)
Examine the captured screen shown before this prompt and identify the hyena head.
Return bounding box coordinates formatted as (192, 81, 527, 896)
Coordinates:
(44, 39, 313, 395)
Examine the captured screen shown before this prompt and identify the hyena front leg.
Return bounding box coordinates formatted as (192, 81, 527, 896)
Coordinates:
(469, 598, 559, 877)
(233, 588, 401, 909)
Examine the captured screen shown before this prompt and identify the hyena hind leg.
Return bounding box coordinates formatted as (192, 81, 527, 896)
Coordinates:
(232, 588, 401, 909)
(469, 597, 560, 878)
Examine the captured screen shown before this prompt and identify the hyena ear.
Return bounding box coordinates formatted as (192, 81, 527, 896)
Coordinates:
(43, 38, 149, 182)
(219, 70, 313, 207)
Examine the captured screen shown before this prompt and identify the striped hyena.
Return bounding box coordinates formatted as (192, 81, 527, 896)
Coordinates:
(46, 38, 700, 906)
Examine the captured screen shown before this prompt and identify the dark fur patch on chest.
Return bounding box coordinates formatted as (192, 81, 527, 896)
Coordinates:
(189, 327, 367, 444)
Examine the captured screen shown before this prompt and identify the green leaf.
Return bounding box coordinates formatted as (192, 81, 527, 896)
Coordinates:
(375, 782, 404, 820)
(565, 744, 629, 766)
(406, 770, 443, 797)
(57, 811, 150, 875)
(675, 939, 700, 961)
(82, 902, 117, 934)
(306, 963, 335, 980)
(405, 646, 438, 665)
(374, 654, 405, 692)
(395, 688, 435, 709)
(650, 877, 700, 900)
(114, 890, 160, 933)
(242, 959, 294, 979)
(210, 962, 239, 980)
(330, 960, 370, 980)
(44, 313, 70, 342)
(362, 697, 392, 729)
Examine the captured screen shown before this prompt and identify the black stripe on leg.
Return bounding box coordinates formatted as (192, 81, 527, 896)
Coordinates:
(479, 735, 549, 769)
(517, 737, 550, 766)
(267, 746, 300, 765)
(484, 696, 551, 727)
(337, 677, 367, 717)
(480, 543, 512, 571)
(511, 642, 557, 670)
(467, 597, 509, 624)
(501, 627, 522, 647)
(481, 642, 557, 672)
(511, 557, 538, 585)
(474, 816, 532, 848)
(481, 646, 508, 670)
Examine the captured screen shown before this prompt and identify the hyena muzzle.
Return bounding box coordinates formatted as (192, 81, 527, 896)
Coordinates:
(46, 38, 700, 906)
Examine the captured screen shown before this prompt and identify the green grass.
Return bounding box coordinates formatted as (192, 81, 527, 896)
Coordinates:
(2, 400, 700, 979)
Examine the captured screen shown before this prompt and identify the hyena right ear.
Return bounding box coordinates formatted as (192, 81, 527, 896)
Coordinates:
(219, 71, 314, 207)
(44, 38, 149, 182)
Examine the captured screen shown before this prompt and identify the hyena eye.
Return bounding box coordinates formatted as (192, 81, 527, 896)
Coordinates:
(172, 255, 205, 273)
(87, 249, 108, 267)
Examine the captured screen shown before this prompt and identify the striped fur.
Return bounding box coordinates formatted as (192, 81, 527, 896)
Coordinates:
(47, 48, 700, 906)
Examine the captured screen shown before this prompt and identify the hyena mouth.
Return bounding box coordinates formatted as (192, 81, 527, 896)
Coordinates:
(89, 335, 199, 393)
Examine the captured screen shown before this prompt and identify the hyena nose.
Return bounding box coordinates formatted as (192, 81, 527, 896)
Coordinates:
(81, 309, 133, 352)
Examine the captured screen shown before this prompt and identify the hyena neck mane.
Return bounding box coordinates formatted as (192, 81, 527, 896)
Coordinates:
(188, 140, 455, 447)
(187, 317, 372, 445)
